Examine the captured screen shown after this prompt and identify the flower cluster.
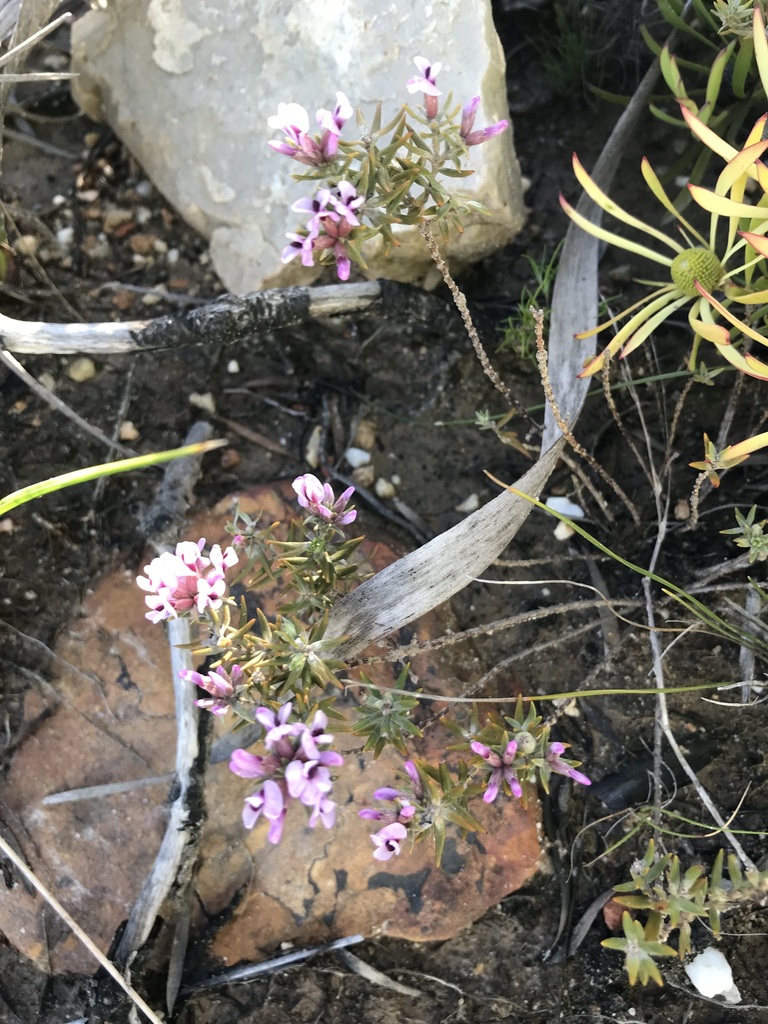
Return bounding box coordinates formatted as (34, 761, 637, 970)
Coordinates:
(136, 539, 238, 624)
(230, 703, 344, 843)
(268, 56, 508, 281)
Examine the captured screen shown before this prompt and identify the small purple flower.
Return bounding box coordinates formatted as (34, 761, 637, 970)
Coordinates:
(358, 786, 415, 826)
(292, 474, 357, 525)
(230, 748, 280, 779)
(458, 96, 508, 147)
(180, 664, 242, 716)
(285, 749, 344, 807)
(281, 231, 315, 268)
(242, 778, 287, 843)
(546, 742, 591, 787)
(463, 120, 509, 147)
(471, 739, 522, 802)
(325, 181, 364, 228)
(406, 56, 442, 120)
(257, 702, 297, 758)
(137, 539, 238, 623)
(460, 96, 481, 138)
(371, 822, 407, 861)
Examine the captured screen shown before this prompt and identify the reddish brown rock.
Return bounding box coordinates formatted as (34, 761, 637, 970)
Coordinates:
(0, 485, 541, 973)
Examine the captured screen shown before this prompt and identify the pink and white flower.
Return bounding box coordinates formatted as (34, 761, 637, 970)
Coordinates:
(242, 778, 288, 843)
(137, 539, 238, 623)
(406, 56, 442, 119)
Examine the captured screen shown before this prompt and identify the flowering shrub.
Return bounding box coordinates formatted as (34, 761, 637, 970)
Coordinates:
(268, 56, 508, 281)
(138, 473, 590, 864)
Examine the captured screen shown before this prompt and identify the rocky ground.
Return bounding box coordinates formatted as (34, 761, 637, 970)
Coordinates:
(1, 3, 767, 1023)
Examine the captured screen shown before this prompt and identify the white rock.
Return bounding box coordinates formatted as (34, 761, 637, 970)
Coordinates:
(226, 359, 240, 374)
(344, 446, 372, 469)
(71, 0, 524, 294)
(685, 948, 741, 1003)
(554, 521, 575, 542)
(546, 496, 585, 519)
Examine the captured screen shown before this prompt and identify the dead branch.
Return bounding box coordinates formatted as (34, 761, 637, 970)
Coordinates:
(0, 279, 467, 355)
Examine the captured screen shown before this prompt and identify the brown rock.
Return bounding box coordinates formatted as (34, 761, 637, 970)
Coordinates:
(0, 486, 541, 972)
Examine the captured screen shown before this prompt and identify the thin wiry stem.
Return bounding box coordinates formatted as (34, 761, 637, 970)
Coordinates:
(533, 307, 641, 525)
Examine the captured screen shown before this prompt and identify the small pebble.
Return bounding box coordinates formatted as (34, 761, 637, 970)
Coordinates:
(76, 189, 99, 203)
(118, 420, 139, 442)
(153, 238, 168, 254)
(38, 373, 56, 392)
(374, 477, 396, 499)
(455, 493, 480, 514)
(189, 391, 216, 414)
(15, 234, 38, 257)
(167, 247, 180, 264)
(554, 521, 575, 542)
(66, 357, 96, 383)
(129, 233, 155, 255)
(351, 465, 375, 488)
(344, 446, 371, 469)
(56, 226, 74, 248)
(226, 359, 240, 374)
(102, 206, 133, 231)
(353, 418, 377, 450)
(52, 194, 67, 207)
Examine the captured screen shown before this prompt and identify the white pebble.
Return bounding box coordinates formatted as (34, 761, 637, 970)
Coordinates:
(119, 420, 140, 442)
(15, 234, 38, 257)
(455, 493, 480, 514)
(554, 521, 575, 542)
(56, 226, 74, 248)
(189, 391, 216, 414)
(167, 247, 180, 264)
(66, 357, 96, 383)
(546, 496, 585, 519)
(685, 948, 740, 1003)
(344, 446, 371, 469)
(374, 477, 396, 499)
(226, 359, 240, 374)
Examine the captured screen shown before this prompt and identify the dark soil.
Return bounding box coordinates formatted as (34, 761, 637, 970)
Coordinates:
(1, 4, 767, 1023)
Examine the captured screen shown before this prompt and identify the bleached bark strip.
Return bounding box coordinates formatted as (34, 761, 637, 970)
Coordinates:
(327, 439, 564, 660)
